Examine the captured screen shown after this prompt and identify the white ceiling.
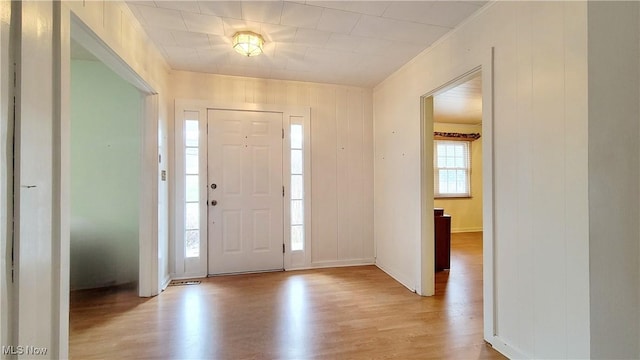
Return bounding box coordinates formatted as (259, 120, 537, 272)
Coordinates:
(433, 74, 482, 125)
(126, 1, 487, 87)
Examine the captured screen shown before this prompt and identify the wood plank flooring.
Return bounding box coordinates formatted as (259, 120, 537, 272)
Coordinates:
(70, 232, 506, 359)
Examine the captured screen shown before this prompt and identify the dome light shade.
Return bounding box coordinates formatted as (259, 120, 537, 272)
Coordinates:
(232, 31, 264, 57)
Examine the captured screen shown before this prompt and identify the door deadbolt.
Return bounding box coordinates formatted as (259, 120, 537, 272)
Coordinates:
(210, 183, 217, 189)
(211, 200, 218, 206)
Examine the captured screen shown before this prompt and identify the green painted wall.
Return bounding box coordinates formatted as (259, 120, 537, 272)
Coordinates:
(70, 59, 141, 290)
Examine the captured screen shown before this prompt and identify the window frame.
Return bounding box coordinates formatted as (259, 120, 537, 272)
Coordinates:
(173, 108, 209, 278)
(289, 123, 305, 251)
(285, 114, 311, 268)
(184, 119, 201, 258)
(434, 139, 472, 199)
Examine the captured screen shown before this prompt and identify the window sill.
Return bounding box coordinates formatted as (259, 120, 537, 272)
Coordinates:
(435, 196, 472, 199)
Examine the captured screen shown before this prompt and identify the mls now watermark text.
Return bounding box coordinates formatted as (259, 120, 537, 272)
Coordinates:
(2, 345, 48, 356)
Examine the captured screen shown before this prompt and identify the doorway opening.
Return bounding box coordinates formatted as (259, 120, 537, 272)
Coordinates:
(67, 14, 162, 298)
(67, 14, 163, 357)
(430, 73, 484, 294)
(420, 62, 495, 343)
(69, 38, 142, 293)
(433, 73, 482, 282)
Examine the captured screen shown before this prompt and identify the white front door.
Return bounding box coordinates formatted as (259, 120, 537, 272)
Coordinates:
(207, 109, 284, 274)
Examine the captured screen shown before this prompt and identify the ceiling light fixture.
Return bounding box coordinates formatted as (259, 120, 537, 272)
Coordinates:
(232, 31, 264, 57)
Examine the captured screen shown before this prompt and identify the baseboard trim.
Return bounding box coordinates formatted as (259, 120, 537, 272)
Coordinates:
(374, 261, 416, 293)
(169, 273, 207, 281)
(69, 280, 137, 292)
(488, 335, 529, 359)
(451, 227, 483, 233)
(287, 258, 375, 271)
(161, 275, 171, 291)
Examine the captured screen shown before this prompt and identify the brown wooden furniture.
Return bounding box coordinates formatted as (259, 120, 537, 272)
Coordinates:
(434, 208, 451, 271)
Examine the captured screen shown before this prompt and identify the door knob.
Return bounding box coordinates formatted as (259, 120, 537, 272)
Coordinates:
(211, 200, 218, 206)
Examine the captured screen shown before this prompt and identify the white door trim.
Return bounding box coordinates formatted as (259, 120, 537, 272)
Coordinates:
(419, 48, 495, 344)
(174, 100, 311, 278)
(0, 0, 13, 352)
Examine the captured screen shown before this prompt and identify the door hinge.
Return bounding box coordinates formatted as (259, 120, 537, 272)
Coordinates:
(282, 186, 285, 197)
(283, 243, 285, 253)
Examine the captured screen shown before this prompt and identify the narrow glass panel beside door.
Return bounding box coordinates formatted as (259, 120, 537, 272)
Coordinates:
(185, 118, 200, 257)
(290, 124, 304, 251)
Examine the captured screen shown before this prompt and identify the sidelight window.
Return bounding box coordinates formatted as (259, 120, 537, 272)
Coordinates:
(184, 116, 200, 258)
(290, 124, 304, 251)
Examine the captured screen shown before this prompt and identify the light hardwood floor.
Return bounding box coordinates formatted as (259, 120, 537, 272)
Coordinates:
(70, 232, 506, 359)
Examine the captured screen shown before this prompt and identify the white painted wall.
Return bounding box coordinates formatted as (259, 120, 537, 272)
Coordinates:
(66, 1, 168, 94)
(587, 2, 639, 358)
(16, 0, 56, 355)
(169, 72, 374, 276)
(0, 0, 12, 355)
(374, 2, 590, 358)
